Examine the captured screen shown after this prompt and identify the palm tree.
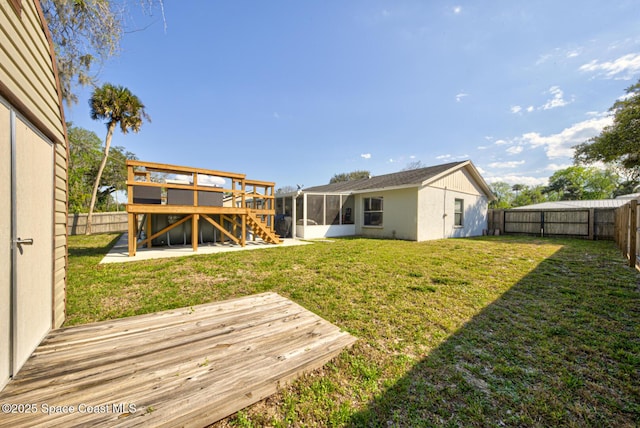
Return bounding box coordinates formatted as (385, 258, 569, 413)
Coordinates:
(85, 83, 150, 234)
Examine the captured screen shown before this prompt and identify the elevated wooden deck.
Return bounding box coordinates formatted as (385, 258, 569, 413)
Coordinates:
(0, 293, 356, 427)
(126, 161, 281, 257)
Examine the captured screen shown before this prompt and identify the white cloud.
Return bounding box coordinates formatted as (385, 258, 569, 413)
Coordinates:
(506, 145, 524, 155)
(494, 139, 508, 145)
(540, 86, 570, 110)
(455, 92, 469, 102)
(453, 6, 462, 14)
(520, 114, 612, 158)
(488, 160, 526, 168)
(545, 163, 572, 171)
(484, 175, 548, 186)
(198, 175, 227, 186)
(361, 153, 371, 159)
(566, 49, 582, 58)
(536, 53, 553, 66)
(579, 53, 640, 80)
(436, 154, 452, 159)
(511, 105, 535, 114)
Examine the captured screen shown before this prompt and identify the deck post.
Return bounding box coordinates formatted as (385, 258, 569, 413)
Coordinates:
(128, 213, 136, 257)
(146, 214, 153, 248)
(192, 214, 199, 252)
(241, 213, 246, 247)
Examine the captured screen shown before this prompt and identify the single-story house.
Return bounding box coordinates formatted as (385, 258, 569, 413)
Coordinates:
(275, 160, 495, 241)
(1, 0, 68, 390)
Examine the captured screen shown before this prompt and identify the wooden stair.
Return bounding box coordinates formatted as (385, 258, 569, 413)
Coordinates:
(247, 211, 282, 244)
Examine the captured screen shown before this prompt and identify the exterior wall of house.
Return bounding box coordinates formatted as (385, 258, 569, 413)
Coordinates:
(0, 0, 68, 329)
(296, 224, 356, 239)
(355, 187, 419, 240)
(418, 168, 489, 240)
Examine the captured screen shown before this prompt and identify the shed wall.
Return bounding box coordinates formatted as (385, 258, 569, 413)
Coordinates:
(0, 0, 67, 328)
(0, 100, 11, 390)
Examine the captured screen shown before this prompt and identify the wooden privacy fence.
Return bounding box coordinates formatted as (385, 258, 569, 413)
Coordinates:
(613, 199, 638, 269)
(68, 212, 129, 235)
(487, 208, 616, 240)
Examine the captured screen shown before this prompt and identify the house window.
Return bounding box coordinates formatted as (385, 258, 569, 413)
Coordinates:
(364, 197, 383, 226)
(454, 198, 464, 227)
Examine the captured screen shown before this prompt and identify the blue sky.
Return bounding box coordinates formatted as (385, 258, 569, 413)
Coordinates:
(66, 0, 640, 190)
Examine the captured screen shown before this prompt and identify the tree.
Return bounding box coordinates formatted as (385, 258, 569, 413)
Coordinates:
(329, 170, 370, 184)
(42, 0, 165, 105)
(68, 124, 138, 213)
(512, 185, 547, 207)
(86, 83, 149, 234)
(276, 185, 297, 195)
(402, 160, 426, 171)
(511, 184, 525, 196)
(574, 79, 640, 179)
(544, 166, 619, 200)
(488, 181, 514, 209)
(68, 124, 102, 213)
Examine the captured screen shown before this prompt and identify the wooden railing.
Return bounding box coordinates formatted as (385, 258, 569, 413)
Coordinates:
(125, 160, 279, 256)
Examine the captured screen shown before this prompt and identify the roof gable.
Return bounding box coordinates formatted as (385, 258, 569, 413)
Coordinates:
(303, 160, 495, 200)
(304, 161, 467, 193)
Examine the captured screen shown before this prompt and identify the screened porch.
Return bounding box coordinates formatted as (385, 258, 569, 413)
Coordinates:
(275, 192, 356, 240)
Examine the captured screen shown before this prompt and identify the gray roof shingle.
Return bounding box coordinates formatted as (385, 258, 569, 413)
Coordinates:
(303, 161, 468, 193)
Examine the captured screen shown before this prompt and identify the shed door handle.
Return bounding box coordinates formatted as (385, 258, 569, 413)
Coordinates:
(15, 238, 34, 245)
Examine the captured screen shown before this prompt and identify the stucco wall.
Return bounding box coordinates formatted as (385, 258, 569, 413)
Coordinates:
(417, 186, 488, 240)
(355, 187, 419, 240)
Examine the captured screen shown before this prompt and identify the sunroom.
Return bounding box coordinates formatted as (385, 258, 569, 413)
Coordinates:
(275, 192, 355, 239)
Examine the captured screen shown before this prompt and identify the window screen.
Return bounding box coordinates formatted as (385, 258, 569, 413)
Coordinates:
(364, 197, 383, 226)
(454, 198, 464, 227)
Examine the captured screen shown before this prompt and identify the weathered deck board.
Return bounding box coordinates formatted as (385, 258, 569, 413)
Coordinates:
(0, 293, 356, 427)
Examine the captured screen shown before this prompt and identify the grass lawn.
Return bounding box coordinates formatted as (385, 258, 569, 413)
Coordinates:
(67, 234, 640, 427)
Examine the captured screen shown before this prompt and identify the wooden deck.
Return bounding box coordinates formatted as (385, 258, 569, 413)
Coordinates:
(0, 293, 356, 427)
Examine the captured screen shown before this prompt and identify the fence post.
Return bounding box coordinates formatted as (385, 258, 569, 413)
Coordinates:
(630, 200, 637, 268)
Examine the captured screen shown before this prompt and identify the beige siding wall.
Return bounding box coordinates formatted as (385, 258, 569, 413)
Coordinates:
(0, 1, 63, 144)
(0, 1, 67, 328)
(429, 168, 484, 196)
(355, 188, 418, 240)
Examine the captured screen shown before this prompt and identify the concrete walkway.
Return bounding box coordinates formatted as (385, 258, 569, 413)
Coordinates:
(100, 233, 310, 264)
